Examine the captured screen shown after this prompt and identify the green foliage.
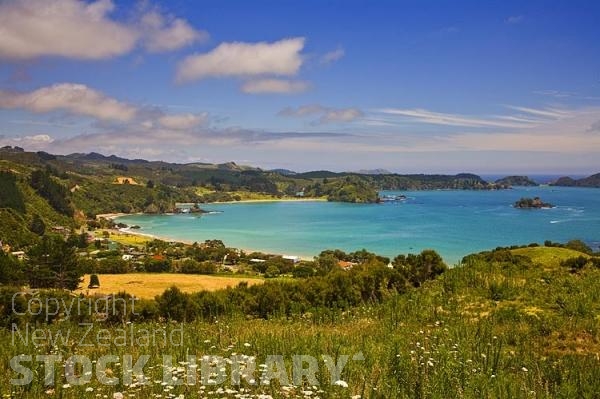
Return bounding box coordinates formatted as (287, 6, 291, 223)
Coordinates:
(28, 214, 46, 235)
(179, 259, 217, 274)
(29, 169, 74, 216)
(144, 258, 172, 273)
(560, 256, 592, 272)
(393, 249, 447, 287)
(0, 251, 25, 286)
(0, 209, 39, 248)
(26, 235, 82, 290)
(88, 273, 100, 288)
(514, 196, 553, 209)
(0, 171, 25, 213)
(95, 257, 130, 273)
(564, 239, 592, 254)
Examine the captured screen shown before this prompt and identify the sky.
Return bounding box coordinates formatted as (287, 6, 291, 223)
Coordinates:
(0, 0, 599, 174)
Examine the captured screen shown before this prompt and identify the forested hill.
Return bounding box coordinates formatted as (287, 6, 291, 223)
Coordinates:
(0, 148, 508, 210)
(552, 173, 600, 188)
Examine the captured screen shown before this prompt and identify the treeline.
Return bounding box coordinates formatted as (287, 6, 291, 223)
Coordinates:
(70, 181, 200, 216)
(1, 248, 447, 327)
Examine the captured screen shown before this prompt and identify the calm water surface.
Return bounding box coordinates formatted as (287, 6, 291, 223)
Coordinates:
(116, 187, 600, 264)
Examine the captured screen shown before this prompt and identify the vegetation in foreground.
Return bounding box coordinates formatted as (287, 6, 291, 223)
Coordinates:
(2, 243, 600, 398)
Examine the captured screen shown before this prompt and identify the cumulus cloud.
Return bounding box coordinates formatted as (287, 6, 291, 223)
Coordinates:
(140, 11, 208, 52)
(241, 79, 309, 94)
(158, 113, 208, 129)
(0, 0, 203, 60)
(279, 104, 363, 124)
(320, 47, 345, 64)
(0, 83, 137, 122)
(176, 38, 305, 83)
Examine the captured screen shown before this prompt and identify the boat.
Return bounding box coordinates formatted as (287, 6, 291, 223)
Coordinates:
(379, 194, 407, 202)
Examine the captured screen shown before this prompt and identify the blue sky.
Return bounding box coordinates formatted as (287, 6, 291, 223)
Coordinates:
(0, 0, 599, 173)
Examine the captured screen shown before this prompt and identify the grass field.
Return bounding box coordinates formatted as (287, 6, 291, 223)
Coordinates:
(76, 273, 263, 298)
(3, 245, 600, 398)
(511, 246, 590, 267)
(94, 230, 153, 246)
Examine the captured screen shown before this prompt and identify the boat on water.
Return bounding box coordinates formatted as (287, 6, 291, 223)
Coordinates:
(378, 194, 407, 202)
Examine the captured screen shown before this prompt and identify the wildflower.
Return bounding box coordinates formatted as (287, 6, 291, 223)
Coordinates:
(86, 387, 94, 392)
(522, 367, 528, 372)
(113, 393, 124, 399)
(62, 384, 71, 389)
(244, 342, 251, 347)
(333, 380, 348, 388)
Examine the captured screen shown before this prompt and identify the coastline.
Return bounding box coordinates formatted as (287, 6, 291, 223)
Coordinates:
(111, 226, 315, 261)
(96, 212, 143, 220)
(206, 197, 328, 204)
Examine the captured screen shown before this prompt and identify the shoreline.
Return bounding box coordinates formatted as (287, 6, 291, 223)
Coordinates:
(206, 197, 328, 204)
(96, 212, 143, 220)
(111, 227, 315, 262)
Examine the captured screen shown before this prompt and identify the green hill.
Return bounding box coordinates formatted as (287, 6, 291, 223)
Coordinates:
(552, 172, 600, 188)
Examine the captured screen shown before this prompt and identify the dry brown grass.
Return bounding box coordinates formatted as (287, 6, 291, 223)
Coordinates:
(76, 273, 263, 299)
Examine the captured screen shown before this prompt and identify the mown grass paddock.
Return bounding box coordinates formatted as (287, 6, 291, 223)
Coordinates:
(75, 273, 264, 298)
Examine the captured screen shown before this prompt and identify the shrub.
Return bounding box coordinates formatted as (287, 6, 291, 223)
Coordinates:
(88, 274, 100, 288)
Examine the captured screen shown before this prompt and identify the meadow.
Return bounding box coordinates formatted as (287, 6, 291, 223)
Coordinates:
(75, 273, 264, 299)
(2, 246, 600, 398)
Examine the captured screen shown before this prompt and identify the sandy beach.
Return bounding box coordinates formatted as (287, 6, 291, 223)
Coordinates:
(207, 197, 328, 204)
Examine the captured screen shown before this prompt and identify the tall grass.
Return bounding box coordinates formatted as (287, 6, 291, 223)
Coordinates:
(2, 252, 600, 398)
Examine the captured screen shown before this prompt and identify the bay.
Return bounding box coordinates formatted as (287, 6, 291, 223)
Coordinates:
(115, 186, 600, 265)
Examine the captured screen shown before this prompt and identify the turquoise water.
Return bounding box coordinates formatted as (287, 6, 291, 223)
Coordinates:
(115, 187, 600, 264)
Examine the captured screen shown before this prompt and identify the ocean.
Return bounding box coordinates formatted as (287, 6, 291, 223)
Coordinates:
(115, 186, 600, 265)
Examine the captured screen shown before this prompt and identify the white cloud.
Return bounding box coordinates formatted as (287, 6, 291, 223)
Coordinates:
(0, 83, 137, 122)
(158, 113, 208, 129)
(241, 79, 309, 94)
(278, 104, 363, 124)
(504, 105, 569, 119)
(0, 0, 204, 60)
(140, 11, 207, 52)
(376, 107, 558, 128)
(320, 108, 363, 123)
(320, 47, 345, 64)
(505, 15, 524, 24)
(0, 0, 137, 60)
(176, 38, 305, 83)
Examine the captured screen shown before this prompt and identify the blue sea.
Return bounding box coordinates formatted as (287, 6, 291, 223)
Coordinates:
(115, 187, 600, 265)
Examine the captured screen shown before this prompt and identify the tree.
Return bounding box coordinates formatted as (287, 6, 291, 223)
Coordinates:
(146, 180, 155, 189)
(26, 235, 82, 290)
(565, 240, 592, 255)
(29, 214, 46, 236)
(393, 249, 447, 287)
(265, 265, 281, 278)
(0, 171, 26, 213)
(88, 274, 100, 288)
(0, 251, 25, 286)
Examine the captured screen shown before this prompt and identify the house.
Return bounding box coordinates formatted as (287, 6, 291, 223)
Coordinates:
(122, 254, 133, 261)
(282, 255, 301, 264)
(338, 261, 357, 270)
(11, 251, 26, 261)
(51, 226, 69, 234)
